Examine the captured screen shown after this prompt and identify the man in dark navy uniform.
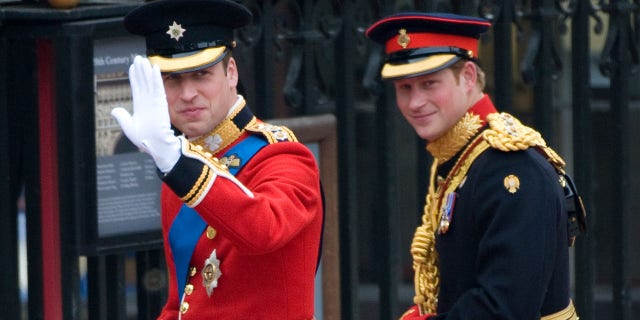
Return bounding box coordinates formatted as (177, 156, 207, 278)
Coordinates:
(366, 12, 585, 320)
(111, 0, 323, 319)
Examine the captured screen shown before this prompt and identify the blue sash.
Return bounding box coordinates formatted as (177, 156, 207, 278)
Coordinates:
(168, 135, 268, 300)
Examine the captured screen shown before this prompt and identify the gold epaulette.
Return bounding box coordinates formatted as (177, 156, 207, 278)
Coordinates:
(246, 122, 298, 144)
(482, 112, 565, 170)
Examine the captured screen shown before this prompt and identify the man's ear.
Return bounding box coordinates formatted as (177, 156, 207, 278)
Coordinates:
(461, 61, 478, 89)
(227, 57, 239, 87)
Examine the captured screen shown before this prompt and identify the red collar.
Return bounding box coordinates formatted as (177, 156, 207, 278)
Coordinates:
(467, 94, 497, 125)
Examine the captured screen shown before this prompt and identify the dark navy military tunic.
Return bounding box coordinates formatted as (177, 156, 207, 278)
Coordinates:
(432, 142, 570, 319)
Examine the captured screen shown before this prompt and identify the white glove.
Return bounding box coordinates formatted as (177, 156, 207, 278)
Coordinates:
(111, 56, 181, 173)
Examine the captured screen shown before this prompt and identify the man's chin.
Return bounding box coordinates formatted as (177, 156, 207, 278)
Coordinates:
(414, 128, 438, 142)
(179, 127, 207, 139)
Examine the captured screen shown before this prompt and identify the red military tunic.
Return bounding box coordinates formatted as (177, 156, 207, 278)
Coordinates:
(156, 103, 323, 319)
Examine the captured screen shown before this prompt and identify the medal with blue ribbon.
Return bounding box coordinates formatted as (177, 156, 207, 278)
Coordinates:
(439, 192, 457, 234)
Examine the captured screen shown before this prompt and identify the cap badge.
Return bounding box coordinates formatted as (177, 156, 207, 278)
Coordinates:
(398, 28, 410, 48)
(202, 249, 222, 297)
(166, 21, 186, 42)
(503, 174, 520, 194)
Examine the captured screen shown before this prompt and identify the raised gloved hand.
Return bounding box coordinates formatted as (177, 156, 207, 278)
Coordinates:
(111, 56, 181, 173)
(399, 305, 434, 320)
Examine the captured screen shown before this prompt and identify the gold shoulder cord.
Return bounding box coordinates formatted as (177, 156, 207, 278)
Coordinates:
(483, 112, 566, 171)
(411, 111, 564, 315)
(412, 135, 490, 315)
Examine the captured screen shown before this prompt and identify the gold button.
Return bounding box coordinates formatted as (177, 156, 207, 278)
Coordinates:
(206, 226, 217, 239)
(189, 266, 197, 277)
(180, 302, 189, 314)
(184, 284, 194, 295)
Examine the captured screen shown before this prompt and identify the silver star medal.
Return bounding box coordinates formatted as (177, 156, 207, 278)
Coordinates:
(202, 249, 222, 297)
(166, 21, 186, 41)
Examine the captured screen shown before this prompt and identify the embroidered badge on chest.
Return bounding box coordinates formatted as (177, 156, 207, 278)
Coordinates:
(503, 174, 520, 194)
(202, 249, 222, 297)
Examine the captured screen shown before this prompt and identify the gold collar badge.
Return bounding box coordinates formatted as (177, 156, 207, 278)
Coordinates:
(167, 21, 186, 42)
(203, 134, 223, 152)
(191, 100, 255, 155)
(427, 112, 483, 163)
(398, 28, 410, 48)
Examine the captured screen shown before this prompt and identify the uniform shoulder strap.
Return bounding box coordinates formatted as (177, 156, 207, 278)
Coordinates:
(245, 121, 298, 144)
(483, 112, 548, 151)
(482, 112, 586, 245)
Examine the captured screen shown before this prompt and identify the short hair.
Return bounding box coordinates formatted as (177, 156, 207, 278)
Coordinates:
(449, 59, 486, 91)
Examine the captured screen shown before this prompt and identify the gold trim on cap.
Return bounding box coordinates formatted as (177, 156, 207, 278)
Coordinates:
(381, 54, 457, 80)
(148, 46, 227, 73)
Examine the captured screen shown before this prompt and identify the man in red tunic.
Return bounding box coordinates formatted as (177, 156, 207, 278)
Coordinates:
(111, 1, 323, 318)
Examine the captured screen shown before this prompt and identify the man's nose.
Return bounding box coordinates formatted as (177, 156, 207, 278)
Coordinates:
(178, 82, 198, 101)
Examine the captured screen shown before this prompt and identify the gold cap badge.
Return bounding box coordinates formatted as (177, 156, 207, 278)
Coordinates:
(397, 28, 410, 48)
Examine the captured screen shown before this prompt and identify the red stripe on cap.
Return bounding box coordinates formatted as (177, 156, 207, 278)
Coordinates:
(365, 14, 491, 36)
(386, 32, 479, 56)
(405, 14, 490, 26)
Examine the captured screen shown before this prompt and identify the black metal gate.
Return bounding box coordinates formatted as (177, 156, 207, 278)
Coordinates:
(1, 0, 638, 319)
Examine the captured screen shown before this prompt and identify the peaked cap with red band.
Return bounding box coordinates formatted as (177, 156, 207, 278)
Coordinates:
(366, 12, 491, 80)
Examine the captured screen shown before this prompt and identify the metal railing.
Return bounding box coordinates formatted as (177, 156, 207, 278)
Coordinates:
(1, 0, 638, 319)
